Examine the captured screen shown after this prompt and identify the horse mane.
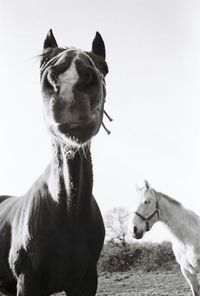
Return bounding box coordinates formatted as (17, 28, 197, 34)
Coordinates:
(39, 47, 68, 71)
(39, 47, 67, 58)
(158, 192, 182, 207)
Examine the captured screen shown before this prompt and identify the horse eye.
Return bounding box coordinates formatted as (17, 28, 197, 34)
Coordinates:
(51, 71, 58, 83)
(48, 69, 58, 85)
(144, 200, 150, 205)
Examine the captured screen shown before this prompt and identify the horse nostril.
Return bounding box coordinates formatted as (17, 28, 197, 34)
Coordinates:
(133, 226, 137, 234)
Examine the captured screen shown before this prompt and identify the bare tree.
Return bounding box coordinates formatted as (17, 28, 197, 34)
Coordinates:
(104, 207, 130, 247)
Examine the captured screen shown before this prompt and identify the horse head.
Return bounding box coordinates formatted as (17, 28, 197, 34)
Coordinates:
(131, 180, 160, 239)
(40, 30, 108, 146)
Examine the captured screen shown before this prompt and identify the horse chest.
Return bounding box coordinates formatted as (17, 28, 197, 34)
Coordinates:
(30, 229, 99, 293)
(172, 240, 200, 272)
(30, 217, 102, 267)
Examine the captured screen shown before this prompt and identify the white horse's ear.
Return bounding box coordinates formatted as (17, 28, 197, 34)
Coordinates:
(136, 184, 140, 192)
(144, 180, 151, 190)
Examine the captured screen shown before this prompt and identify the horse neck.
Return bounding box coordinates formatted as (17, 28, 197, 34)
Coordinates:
(48, 138, 93, 209)
(158, 192, 191, 242)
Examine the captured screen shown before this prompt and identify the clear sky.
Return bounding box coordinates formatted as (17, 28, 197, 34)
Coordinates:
(1, 0, 200, 242)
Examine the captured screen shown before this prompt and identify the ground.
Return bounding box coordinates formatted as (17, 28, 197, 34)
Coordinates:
(0, 270, 194, 296)
(96, 270, 191, 296)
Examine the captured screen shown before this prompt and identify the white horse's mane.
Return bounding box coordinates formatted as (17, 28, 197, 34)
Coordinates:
(158, 192, 182, 207)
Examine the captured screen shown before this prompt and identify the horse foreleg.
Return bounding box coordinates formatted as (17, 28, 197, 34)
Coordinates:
(16, 273, 41, 296)
(181, 266, 200, 296)
(67, 266, 98, 296)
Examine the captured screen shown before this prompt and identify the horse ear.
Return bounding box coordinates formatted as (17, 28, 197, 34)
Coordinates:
(144, 180, 151, 190)
(136, 184, 140, 192)
(43, 29, 58, 50)
(92, 32, 106, 59)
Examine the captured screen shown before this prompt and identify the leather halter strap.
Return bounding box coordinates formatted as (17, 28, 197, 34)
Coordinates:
(135, 197, 159, 231)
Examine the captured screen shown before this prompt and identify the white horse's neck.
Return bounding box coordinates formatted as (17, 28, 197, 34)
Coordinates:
(158, 192, 199, 243)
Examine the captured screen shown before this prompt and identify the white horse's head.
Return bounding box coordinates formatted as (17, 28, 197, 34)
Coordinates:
(130, 180, 159, 239)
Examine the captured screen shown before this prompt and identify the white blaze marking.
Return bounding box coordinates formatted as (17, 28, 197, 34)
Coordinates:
(58, 58, 79, 103)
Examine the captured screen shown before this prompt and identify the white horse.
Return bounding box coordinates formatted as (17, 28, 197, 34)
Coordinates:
(131, 180, 200, 296)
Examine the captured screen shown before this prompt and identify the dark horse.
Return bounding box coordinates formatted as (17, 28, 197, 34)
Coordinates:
(0, 30, 109, 296)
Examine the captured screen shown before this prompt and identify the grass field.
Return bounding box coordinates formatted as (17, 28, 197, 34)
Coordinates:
(97, 270, 192, 296)
(0, 270, 194, 296)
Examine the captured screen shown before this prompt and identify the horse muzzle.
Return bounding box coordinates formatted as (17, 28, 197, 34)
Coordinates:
(132, 226, 144, 239)
(57, 107, 103, 144)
